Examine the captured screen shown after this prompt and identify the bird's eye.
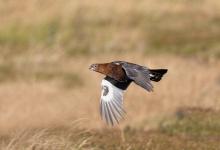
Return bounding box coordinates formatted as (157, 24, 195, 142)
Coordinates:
(89, 64, 98, 70)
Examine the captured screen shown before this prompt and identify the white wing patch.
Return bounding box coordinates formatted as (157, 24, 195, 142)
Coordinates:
(100, 79, 126, 126)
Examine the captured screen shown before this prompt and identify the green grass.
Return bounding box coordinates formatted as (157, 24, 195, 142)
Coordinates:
(160, 107, 220, 137)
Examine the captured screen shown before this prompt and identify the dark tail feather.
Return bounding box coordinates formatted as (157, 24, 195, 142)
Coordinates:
(149, 69, 168, 82)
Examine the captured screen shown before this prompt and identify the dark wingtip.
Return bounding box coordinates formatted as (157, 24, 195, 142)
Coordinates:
(149, 69, 168, 82)
(159, 69, 168, 74)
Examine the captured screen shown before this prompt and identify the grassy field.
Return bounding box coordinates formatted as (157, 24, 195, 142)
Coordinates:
(0, 0, 220, 149)
(1, 108, 220, 150)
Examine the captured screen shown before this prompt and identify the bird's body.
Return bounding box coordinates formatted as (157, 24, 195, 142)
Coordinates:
(89, 61, 167, 126)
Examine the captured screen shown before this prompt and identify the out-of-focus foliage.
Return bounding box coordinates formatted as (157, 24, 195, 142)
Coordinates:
(0, 0, 220, 58)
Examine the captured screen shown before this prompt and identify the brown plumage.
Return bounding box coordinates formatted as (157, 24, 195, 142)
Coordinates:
(89, 63, 126, 81)
(89, 61, 168, 126)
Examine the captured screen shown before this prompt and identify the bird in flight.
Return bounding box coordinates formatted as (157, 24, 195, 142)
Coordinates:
(89, 61, 167, 126)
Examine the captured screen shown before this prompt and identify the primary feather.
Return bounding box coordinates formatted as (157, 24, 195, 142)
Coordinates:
(100, 79, 126, 126)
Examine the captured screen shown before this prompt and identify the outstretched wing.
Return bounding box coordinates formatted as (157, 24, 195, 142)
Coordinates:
(100, 79, 126, 126)
(113, 61, 153, 92)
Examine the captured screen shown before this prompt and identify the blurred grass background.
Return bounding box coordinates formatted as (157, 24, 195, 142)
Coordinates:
(0, 0, 220, 149)
(0, 0, 220, 84)
(1, 0, 220, 57)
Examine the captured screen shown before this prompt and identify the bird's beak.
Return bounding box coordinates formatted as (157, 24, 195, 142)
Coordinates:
(89, 65, 93, 70)
(89, 65, 92, 70)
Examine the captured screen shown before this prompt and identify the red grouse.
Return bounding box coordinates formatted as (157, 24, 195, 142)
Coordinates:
(89, 61, 167, 126)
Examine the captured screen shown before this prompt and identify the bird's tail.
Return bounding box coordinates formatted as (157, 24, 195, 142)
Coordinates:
(149, 69, 168, 82)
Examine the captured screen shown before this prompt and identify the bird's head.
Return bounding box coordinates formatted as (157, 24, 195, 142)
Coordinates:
(89, 63, 111, 75)
(89, 62, 123, 78)
(89, 64, 99, 72)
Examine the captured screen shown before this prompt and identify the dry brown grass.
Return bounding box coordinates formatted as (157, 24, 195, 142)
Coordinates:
(0, 53, 219, 133)
(0, 121, 92, 150)
(1, 108, 220, 150)
(0, 0, 220, 149)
